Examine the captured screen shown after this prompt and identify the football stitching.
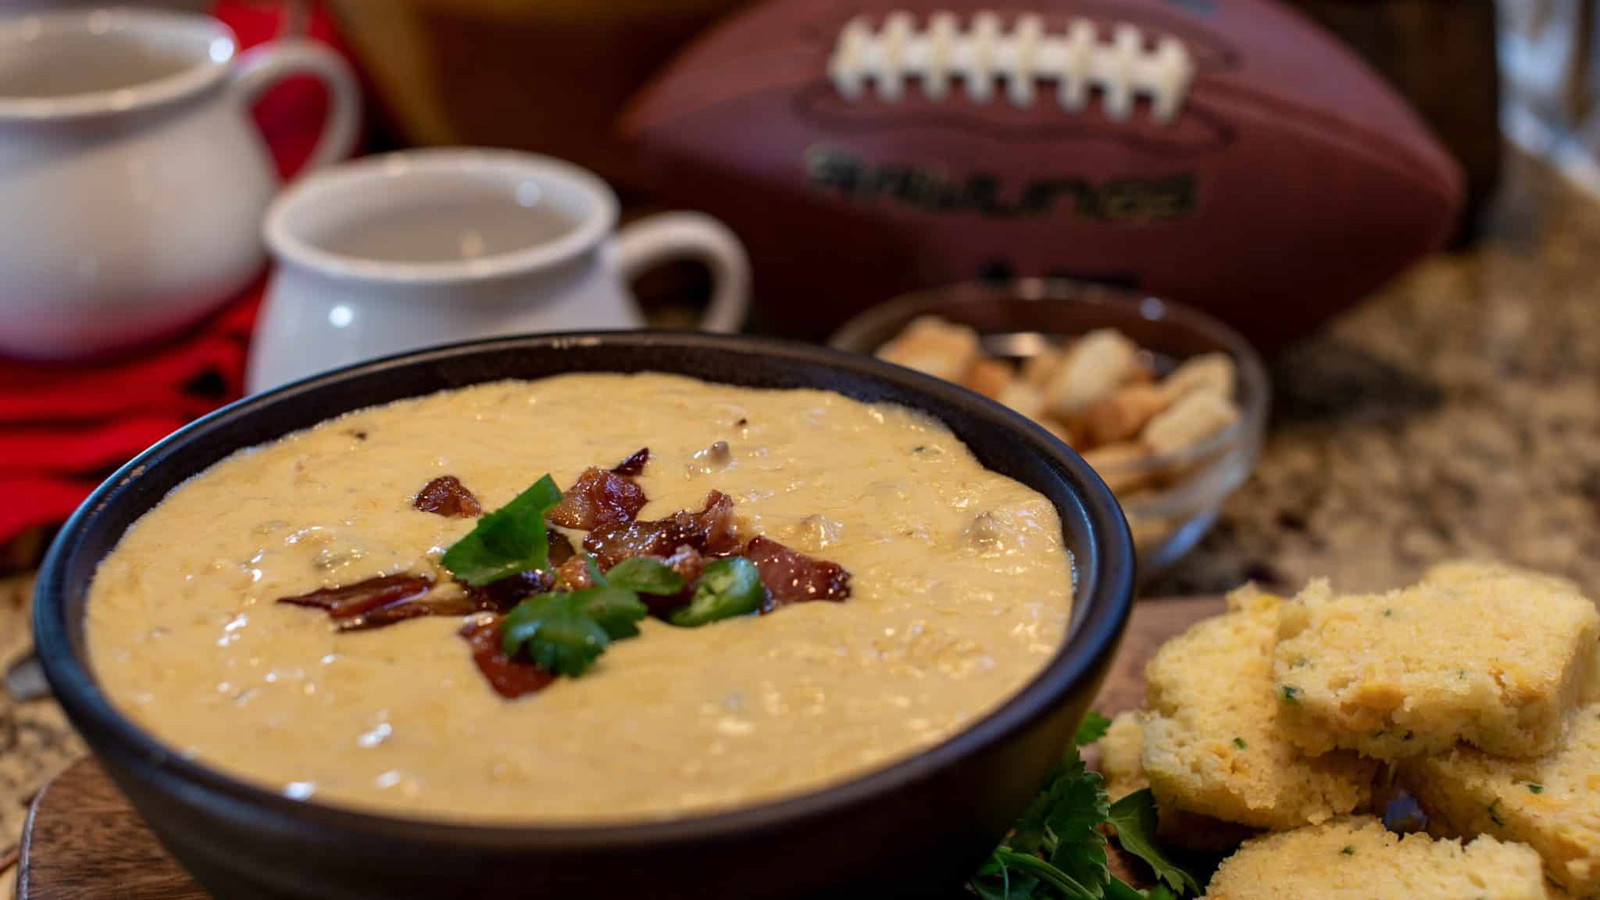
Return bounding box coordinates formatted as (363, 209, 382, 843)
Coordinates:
(827, 11, 1197, 123)
(792, 81, 1236, 157)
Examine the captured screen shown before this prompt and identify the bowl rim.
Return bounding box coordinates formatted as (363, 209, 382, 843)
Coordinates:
(827, 278, 1271, 481)
(34, 330, 1134, 849)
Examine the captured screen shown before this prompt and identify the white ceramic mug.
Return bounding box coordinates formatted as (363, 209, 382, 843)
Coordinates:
(0, 8, 359, 359)
(247, 149, 751, 392)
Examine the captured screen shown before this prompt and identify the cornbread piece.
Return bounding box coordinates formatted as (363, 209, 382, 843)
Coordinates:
(1587, 648, 1600, 707)
(874, 315, 979, 381)
(1100, 711, 1258, 852)
(1143, 586, 1377, 829)
(1424, 561, 1600, 707)
(1202, 817, 1550, 900)
(1274, 573, 1600, 759)
(1427, 561, 1600, 708)
(1422, 559, 1582, 594)
(1405, 703, 1600, 898)
(1101, 712, 1149, 801)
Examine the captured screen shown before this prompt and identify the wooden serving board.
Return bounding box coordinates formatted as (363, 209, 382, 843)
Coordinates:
(17, 595, 1227, 899)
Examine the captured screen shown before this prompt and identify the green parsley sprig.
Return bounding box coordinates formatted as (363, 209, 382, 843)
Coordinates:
(968, 711, 1201, 900)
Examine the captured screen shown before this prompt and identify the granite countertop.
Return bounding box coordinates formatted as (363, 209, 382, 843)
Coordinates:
(1151, 148, 1600, 599)
(2, 147, 1598, 875)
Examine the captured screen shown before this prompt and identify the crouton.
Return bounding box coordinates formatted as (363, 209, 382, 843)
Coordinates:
(962, 357, 1014, 400)
(1159, 352, 1237, 405)
(1142, 389, 1239, 456)
(1084, 384, 1169, 446)
(1043, 329, 1137, 418)
(875, 316, 980, 381)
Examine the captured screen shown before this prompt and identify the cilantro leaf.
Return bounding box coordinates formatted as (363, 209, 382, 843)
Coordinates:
(604, 556, 686, 595)
(1009, 753, 1109, 871)
(1105, 791, 1201, 896)
(571, 585, 649, 639)
(991, 848, 1098, 899)
(1075, 711, 1113, 747)
(442, 475, 562, 586)
(669, 556, 765, 627)
(971, 859, 1043, 900)
(970, 746, 1201, 900)
(1103, 882, 1142, 900)
(500, 593, 610, 676)
(1042, 757, 1111, 895)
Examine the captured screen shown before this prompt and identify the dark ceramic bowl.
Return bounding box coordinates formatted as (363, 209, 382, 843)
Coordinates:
(34, 332, 1134, 900)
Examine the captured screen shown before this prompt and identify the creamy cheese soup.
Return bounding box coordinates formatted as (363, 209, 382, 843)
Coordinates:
(89, 374, 1073, 822)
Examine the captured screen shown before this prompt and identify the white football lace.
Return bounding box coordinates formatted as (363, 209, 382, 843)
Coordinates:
(827, 11, 1195, 123)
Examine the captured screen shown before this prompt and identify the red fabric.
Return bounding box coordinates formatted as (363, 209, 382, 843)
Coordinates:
(0, 1, 358, 547)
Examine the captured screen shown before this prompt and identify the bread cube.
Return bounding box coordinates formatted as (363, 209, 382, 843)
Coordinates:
(875, 316, 980, 382)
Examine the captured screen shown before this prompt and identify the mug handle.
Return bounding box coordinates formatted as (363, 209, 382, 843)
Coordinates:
(231, 40, 361, 178)
(613, 212, 751, 333)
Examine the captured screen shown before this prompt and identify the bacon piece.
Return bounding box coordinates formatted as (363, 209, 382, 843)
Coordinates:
(340, 593, 477, 632)
(463, 569, 555, 613)
(412, 476, 482, 518)
(276, 574, 496, 632)
(695, 491, 741, 556)
(459, 616, 555, 699)
(745, 536, 851, 611)
(555, 554, 597, 591)
(611, 447, 650, 477)
(584, 517, 698, 568)
(548, 467, 647, 531)
(663, 544, 705, 583)
(277, 574, 434, 621)
(548, 529, 576, 566)
(583, 490, 739, 569)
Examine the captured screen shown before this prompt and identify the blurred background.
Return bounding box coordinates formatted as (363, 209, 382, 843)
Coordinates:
(2, 0, 1600, 888)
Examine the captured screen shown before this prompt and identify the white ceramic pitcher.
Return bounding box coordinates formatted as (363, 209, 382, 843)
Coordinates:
(246, 149, 751, 392)
(0, 8, 359, 359)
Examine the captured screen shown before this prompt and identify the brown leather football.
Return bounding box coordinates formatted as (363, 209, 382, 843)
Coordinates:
(619, 0, 1463, 346)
